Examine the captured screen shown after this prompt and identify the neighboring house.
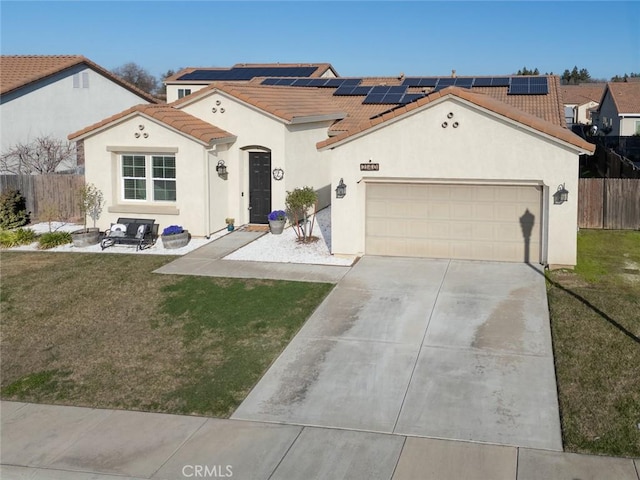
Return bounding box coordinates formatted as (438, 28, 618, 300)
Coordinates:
(0, 55, 159, 171)
(592, 81, 640, 136)
(560, 83, 605, 126)
(69, 73, 594, 267)
(164, 63, 337, 102)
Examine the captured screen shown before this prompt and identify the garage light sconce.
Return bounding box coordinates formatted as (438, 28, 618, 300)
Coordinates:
(553, 183, 569, 204)
(216, 160, 228, 179)
(335, 178, 347, 199)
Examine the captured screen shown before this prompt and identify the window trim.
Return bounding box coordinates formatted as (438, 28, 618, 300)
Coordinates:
(120, 153, 177, 203)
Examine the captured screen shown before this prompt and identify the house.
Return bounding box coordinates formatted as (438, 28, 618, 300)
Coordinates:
(560, 83, 605, 126)
(0, 55, 159, 171)
(69, 72, 594, 267)
(592, 81, 640, 136)
(164, 63, 337, 102)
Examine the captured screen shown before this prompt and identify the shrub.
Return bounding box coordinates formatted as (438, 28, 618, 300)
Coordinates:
(0, 189, 30, 229)
(38, 231, 72, 249)
(285, 187, 318, 242)
(0, 228, 37, 248)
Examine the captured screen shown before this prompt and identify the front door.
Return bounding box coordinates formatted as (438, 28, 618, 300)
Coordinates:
(249, 151, 271, 224)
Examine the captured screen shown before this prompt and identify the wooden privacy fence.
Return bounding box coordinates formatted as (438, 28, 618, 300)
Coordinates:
(0, 175, 85, 222)
(578, 178, 640, 230)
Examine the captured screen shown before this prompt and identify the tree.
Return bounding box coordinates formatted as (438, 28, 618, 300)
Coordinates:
(155, 68, 181, 99)
(561, 66, 592, 84)
(285, 186, 318, 242)
(516, 67, 539, 75)
(0, 136, 75, 174)
(111, 62, 158, 95)
(76, 183, 104, 231)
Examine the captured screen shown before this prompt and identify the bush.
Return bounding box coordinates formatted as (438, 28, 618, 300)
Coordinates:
(0, 189, 30, 229)
(38, 231, 72, 249)
(0, 228, 37, 248)
(162, 225, 184, 236)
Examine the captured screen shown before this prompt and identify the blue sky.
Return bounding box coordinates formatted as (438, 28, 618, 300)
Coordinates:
(1, 1, 638, 80)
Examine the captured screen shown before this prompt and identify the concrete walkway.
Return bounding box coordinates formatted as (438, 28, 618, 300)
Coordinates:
(2, 401, 638, 480)
(154, 230, 351, 283)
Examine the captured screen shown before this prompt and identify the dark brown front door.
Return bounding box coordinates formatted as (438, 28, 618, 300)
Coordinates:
(249, 151, 271, 224)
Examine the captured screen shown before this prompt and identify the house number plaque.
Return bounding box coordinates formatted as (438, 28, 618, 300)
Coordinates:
(360, 163, 380, 171)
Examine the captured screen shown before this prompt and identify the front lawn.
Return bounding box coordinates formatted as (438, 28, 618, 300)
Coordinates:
(547, 230, 640, 458)
(0, 252, 333, 417)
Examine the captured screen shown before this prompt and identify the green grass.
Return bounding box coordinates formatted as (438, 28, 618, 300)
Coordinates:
(0, 252, 333, 417)
(547, 230, 640, 458)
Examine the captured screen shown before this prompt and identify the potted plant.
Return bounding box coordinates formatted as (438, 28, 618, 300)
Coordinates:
(225, 217, 235, 232)
(161, 225, 190, 249)
(268, 210, 286, 235)
(71, 183, 103, 247)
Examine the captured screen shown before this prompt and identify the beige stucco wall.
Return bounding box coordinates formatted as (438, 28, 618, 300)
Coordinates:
(180, 92, 332, 224)
(82, 114, 212, 236)
(326, 96, 583, 266)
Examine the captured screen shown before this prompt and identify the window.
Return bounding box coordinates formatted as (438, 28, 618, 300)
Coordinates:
(635, 121, 640, 135)
(177, 88, 191, 99)
(121, 154, 176, 201)
(152, 156, 176, 201)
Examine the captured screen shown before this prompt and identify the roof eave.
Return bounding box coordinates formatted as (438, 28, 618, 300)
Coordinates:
(290, 113, 347, 124)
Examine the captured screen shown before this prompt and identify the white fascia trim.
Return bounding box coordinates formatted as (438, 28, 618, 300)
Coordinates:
(290, 113, 347, 124)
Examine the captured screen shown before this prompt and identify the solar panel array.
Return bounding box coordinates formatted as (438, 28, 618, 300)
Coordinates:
(178, 66, 318, 81)
(507, 76, 549, 95)
(258, 76, 549, 105)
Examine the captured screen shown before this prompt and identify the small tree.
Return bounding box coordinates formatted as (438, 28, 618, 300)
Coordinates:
(0, 189, 30, 229)
(285, 186, 318, 242)
(77, 183, 104, 231)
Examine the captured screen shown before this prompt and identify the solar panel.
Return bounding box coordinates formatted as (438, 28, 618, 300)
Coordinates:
(400, 93, 426, 104)
(383, 93, 405, 103)
(276, 78, 298, 86)
(261, 78, 280, 85)
(334, 85, 372, 96)
(454, 78, 473, 88)
(323, 78, 349, 87)
(363, 93, 386, 104)
(436, 78, 456, 88)
(472, 77, 493, 87)
(508, 77, 548, 95)
(177, 66, 319, 82)
(291, 78, 315, 86)
(491, 77, 511, 86)
(306, 78, 331, 87)
(402, 77, 439, 87)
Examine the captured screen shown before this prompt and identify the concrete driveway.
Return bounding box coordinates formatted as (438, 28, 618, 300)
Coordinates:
(232, 256, 562, 450)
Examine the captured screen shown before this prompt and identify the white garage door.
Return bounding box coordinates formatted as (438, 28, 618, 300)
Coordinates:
(366, 183, 541, 262)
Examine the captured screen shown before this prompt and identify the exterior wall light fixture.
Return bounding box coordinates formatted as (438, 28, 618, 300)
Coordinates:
(553, 183, 569, 204)
(216, 160, 228, 179)
(335, 178, 347, 198)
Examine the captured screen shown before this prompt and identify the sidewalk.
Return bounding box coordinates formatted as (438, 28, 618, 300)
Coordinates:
(1, 401, 638, 480)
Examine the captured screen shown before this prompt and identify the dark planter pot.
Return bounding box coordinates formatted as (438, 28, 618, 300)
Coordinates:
(269, 219, 285, 235)
(161, 230, 190, 249)
(71, 227, 100, 247)
(227, 224, 234, 232)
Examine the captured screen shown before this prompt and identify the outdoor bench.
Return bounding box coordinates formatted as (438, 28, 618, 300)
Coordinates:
(100, 217, 159, 251)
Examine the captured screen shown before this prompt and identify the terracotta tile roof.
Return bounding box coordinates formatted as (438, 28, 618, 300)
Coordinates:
(68, 104, 234, 145)
(560, 83, 606, 105)
(317, 86, 595, 153)
(165, 63, 336, 83)
(1, 55, 159, 103)
(605, 82, 640, 114)
(173, 82, 349, 122)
